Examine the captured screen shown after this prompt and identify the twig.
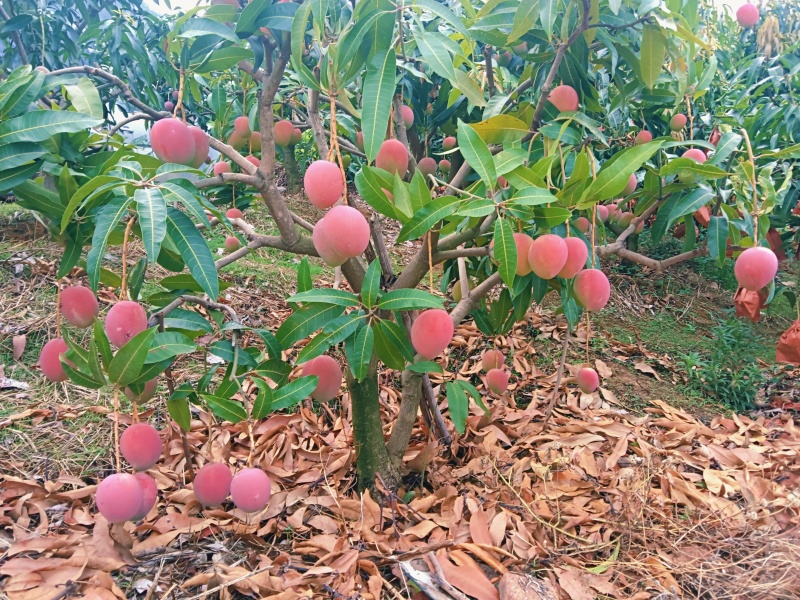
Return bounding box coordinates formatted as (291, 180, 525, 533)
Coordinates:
(484, 46, 495, 97)
(157, 313, 194, 480)
(422, 374, 451, 446)
(147, 294, 239, 327)
(181, 564, 275, 600)
(0, 5, 29, 65)
(113, 388, 121, 472)
(540, 329, 570, 430)
(491, 460, 593, 544)
(120, 216, 136, 300)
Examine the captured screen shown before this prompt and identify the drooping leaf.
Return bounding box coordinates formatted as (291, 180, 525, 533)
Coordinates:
(165, 207, 219, 300)
(86, 197, 132, 292)
(361, 48, 396, 163)
(135, 188, 168, 265)
(493, 218, 517, 288)
(346, 325, 374, 381)
(446, 381, 468, 435)
(640, 24, 666, 89)
(457, 120, 497, 188)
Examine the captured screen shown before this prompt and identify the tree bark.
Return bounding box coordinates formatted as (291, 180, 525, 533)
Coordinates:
(387, 369, 424, 462)
(347, 354, 400, 491)
(283, 146, 300, 193)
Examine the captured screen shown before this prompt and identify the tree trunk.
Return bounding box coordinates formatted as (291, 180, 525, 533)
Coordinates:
(347, 353, 401, 491)
(387, 369, 423, 462)
(284, 146, 300, 193)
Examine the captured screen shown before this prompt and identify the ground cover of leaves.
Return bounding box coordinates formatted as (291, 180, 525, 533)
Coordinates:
(2, 312, 800, 599)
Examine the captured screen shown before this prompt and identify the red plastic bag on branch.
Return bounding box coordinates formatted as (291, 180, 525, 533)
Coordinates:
(734, 286, 767, 323)
(776, 320, 800, 365)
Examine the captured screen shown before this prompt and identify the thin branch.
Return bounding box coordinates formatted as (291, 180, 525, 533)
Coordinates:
(370, 215, 395, 279)
(193, 173, 258, 190)
(449, 272, 502, 325)
(457, 256, 470, 300)
(434, 247, 491, 262)
(392, 95, 416, 174)
(47, 66, 163, 118)
(308, 83, 330, 157)
(484, 46, 495, 97)
(147, 294, 239, 327)
(0, 4, 29, 65)
(319, 93, 359, 118)
(586, 15, 652, 30)
(107, 112, 150, 138)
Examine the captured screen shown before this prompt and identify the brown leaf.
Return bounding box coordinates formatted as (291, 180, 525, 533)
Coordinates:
(633, 361, 662, 381)
(435, 549, 499, 600)
(556, 568, 594, 600)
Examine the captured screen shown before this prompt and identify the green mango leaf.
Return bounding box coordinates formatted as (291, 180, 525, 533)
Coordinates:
(146, 331, 197, 363)
(361, 259, 382, 309)
(178, 17, 240, 43)
(407, 361, 444, 374)
(108, 327, 157, 387)
(361, 48, 396, 163)
(296, 313, 364, 363)
(377, 289, 444, 311)
(0, 111, 102, 144)
(577, 141, 664, 207)
(93, 318, 114, 370)
(271, 376, 320, 410)
(470, 115, 530, 145)
(65, 77, 103, 119)
(640, 24, 666, 89)
(397, 195, 460, 243)
(86, 197, 132, 291)
(167, 396, 192, 431)
(287, 288, 361, 307)
(660, 158, 728, 180)
(509, 186, 557, 206)
(413, 30, 455, 81)
(163, 308, 214, 334)
(276, 303, 346, 347)
(457, 120, 497, 189)
(253, 358, 291, 386)
(493, 218, 517, 289)
(0, 162, 41, 194)
(202, 394, 247, 423)
(355, 167, 406, 222)
(0, 142, 45, 172)
(708, 214, 729, 266)
(446, 381, 468, 435)
(373, 319, 414, 370)
(297, 257, 312, 294)
(509, 0, 539, 43)
(165, 207, 219, 301)
(346, 325, 374, 381)
(192, 47, 255, 73)
(135, 188, 168, 265)
(251, 379, 274, 419)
